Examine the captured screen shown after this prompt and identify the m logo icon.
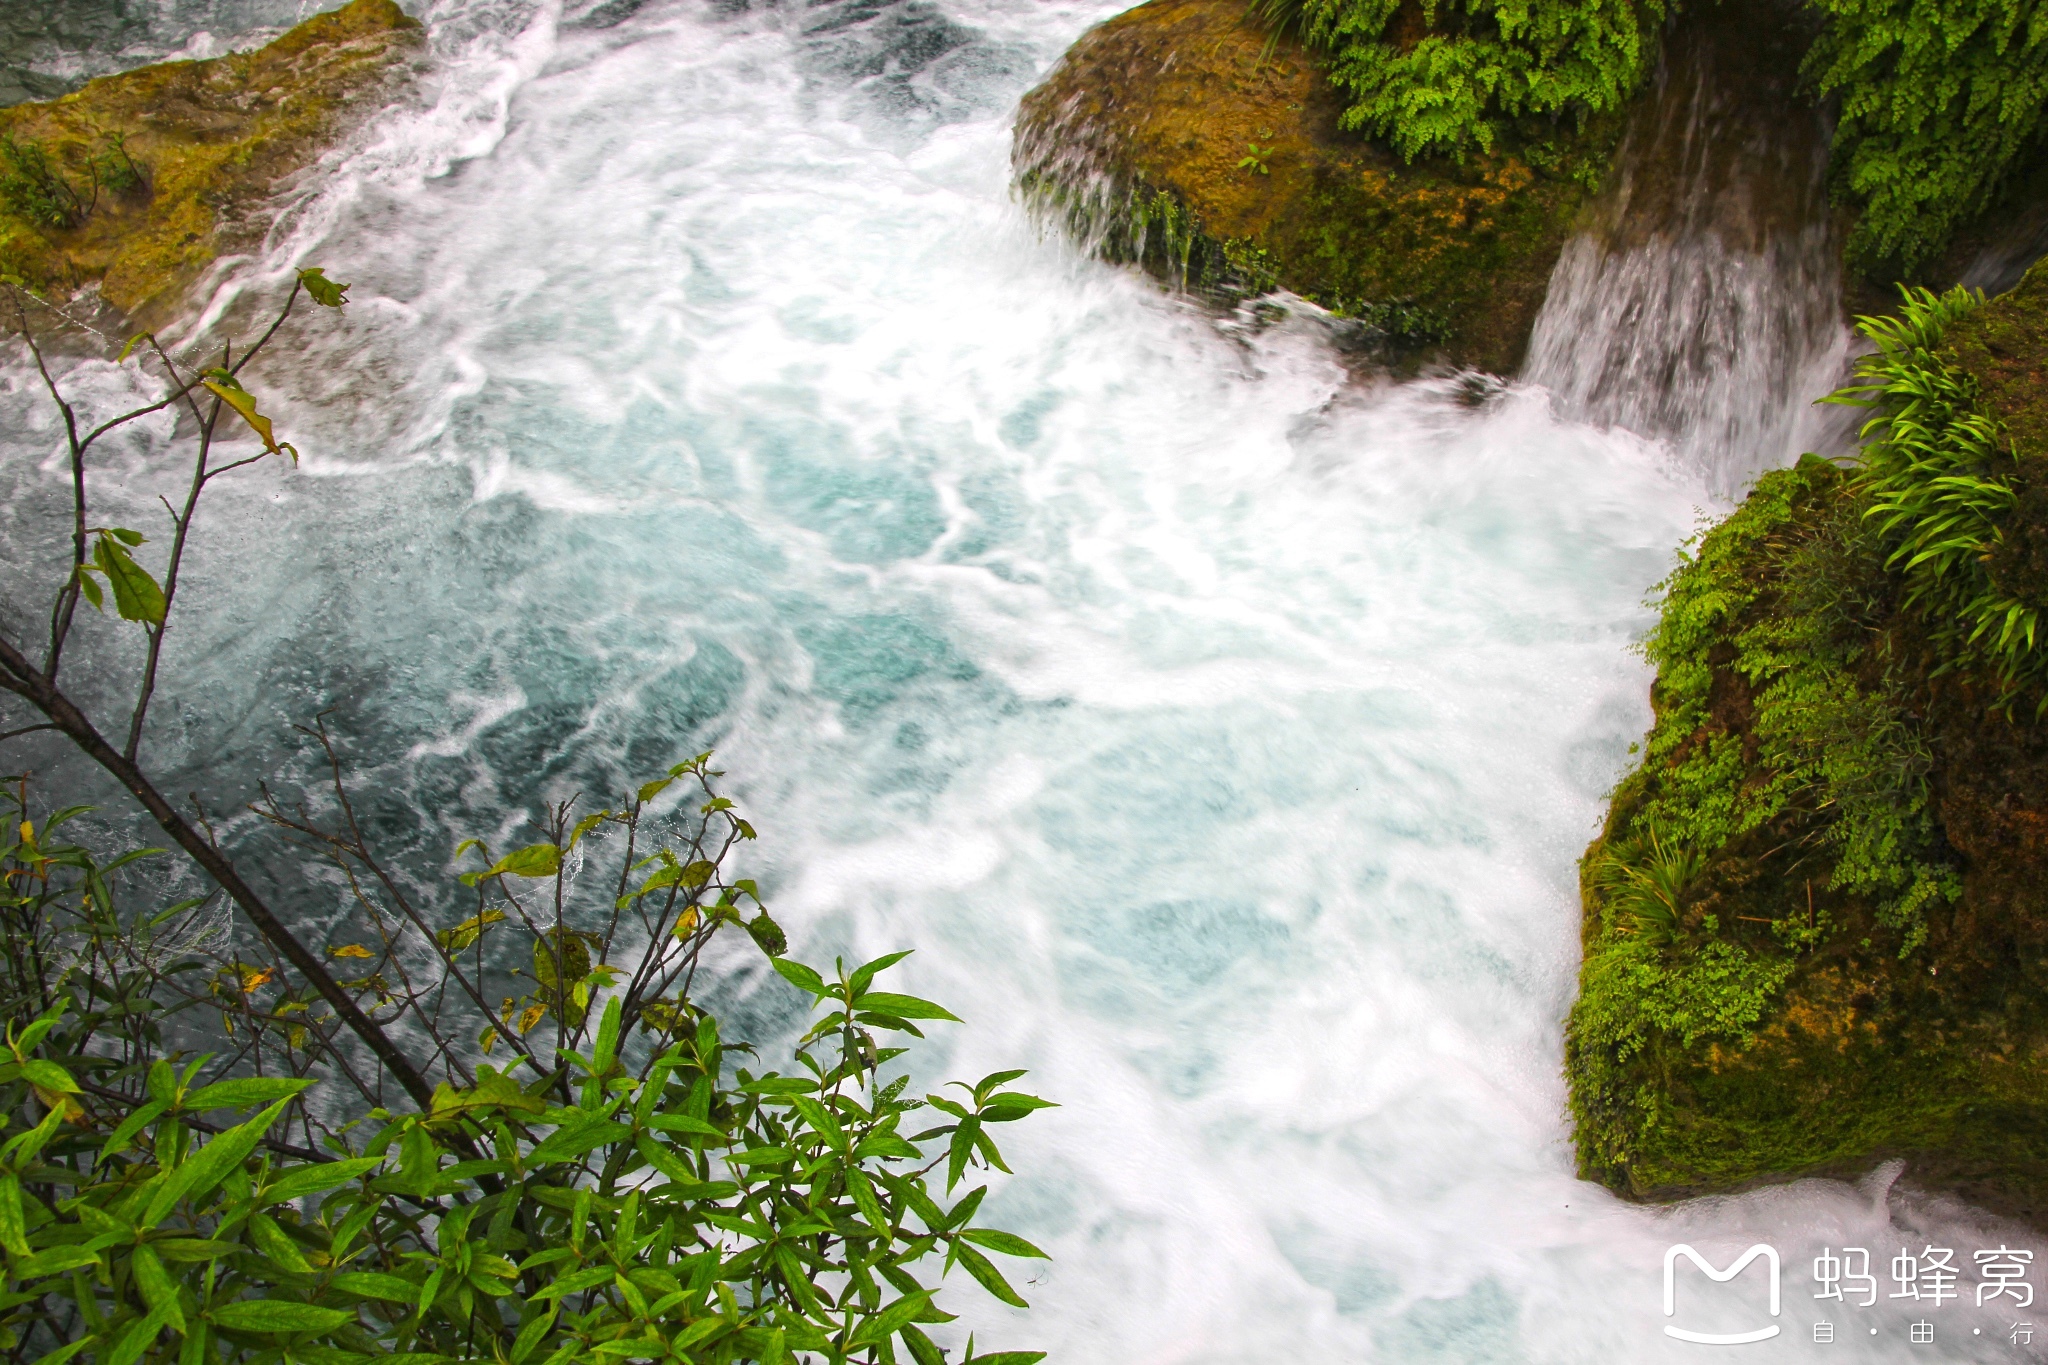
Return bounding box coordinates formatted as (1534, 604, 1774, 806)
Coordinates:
(1663, 1244, 1782, 1344)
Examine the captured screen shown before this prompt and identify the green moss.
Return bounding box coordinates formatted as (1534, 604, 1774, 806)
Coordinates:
(0, 0, 419, 324)
(1568, 275, 2048, 1221)
(1013, 0, 1611, 371)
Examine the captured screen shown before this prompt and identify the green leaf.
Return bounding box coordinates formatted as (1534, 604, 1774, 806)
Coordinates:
(0, 1175, 25, 1257)
(435, 907, 507, 951)
(645, 1114, 724, 1139)
(19, 1058, 80, 1093)
(92, 534, 166, 624)
(75, 566, 104, 612)
(30, 1338, 91, 1365)
(958, 1227, 1049, 1259)
(568, 810, 608, 849)
(526, 1119, 631, 1165)
(329, 1271, 419, 1302)
(724, 1147, 795, 1165)
(511, 1304, 557, 1363)
(99, 1099, 167, 1162)
(530, 1266, 613, 1301)
(488, 844, 562, 880)
(851, 1291, 935, 1346)
(636, 777, 674, 804)
(297, 267, 350, 307)
(962, 1354, 1048, 1365)
(132, 1244, 186, 1333)
(593, 996, 622, 1074)
(900, 1324, 948, 1365)
(950, 1242, 1029, 1308)
(208, 1300, 354, 1334)
(249, 1211, 312, 1273)
(150, 1239, 242, 1262)
(105, 1306, 173, 1365)
(946, 1117, 981, 1192)
(849, 950, 913, 996)
(144, 1096, 293, 1228)
(183, 1077, 314, 1111)
(771, 958, 826, 997)
(10, 1246, 99, 1278)
(855, 992, 962, 1022)
(259, 1156, 381, 1205)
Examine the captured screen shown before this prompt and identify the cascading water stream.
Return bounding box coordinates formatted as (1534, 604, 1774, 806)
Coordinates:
(0, 0, 2036, 1359)
(1522, 2, 1855, 495)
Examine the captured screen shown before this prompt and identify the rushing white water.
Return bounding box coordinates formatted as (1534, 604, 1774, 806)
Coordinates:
(4, 0, 2041, 1360)
(1522, 8, 1857, 497)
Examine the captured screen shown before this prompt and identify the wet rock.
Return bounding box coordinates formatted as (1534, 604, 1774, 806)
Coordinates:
(0, 0, 421, 326)
(1010, 0, 1616, 374)
(1567, 263, 2048, 1226)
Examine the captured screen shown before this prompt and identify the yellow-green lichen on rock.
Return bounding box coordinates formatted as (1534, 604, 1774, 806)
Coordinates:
(1011, 0, 1619, 372)
(0, 0, 420, 326)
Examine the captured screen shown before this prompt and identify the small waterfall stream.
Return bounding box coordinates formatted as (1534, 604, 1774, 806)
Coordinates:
(1523, 1, 1853, 493)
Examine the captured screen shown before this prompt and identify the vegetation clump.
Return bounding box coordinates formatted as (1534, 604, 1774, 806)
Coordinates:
(1805, 0, 2048, 275)
(1013, 0, 1612, 370)
(1567, 269, 2048, 1215)
(0, 275, 1054, 1364)
(1251, 0, 1661, 160)
(1237, 0, 2048, 278)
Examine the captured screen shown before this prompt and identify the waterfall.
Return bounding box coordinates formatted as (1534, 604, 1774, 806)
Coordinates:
(1523, 3, 1853, 495)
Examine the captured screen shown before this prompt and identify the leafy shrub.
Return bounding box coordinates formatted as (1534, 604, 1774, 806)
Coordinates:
(0, 276, 1051, 1364)
(0, 135, 85, 231)
(1634, 457, 1957, 947)
(1252, 0, 1662, 159)
(1829, 284, 2048, 707)
(1804, 0, 2048, 275)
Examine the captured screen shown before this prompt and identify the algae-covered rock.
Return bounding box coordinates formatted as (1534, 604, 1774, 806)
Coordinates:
(1566, 265, 2048, 1224)
(0, 0, 420, 325)
(1011, 0, 1615, 372)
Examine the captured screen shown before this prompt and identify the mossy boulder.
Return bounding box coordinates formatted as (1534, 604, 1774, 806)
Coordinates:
(1567, 264, 2048, 1224)
(1011, 0, 1616, 372)
(0, 0, 420, 326)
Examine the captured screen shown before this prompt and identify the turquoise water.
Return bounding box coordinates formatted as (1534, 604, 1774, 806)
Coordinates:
(2, 0, 2039, 1358)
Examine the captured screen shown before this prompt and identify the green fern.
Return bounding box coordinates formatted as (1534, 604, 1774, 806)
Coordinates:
(1251, 0, 1661, 160)
(1828, 284, 2048, 704)
(1805, 0, 2048, 275)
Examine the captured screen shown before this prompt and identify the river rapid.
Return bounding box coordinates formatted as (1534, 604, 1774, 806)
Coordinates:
(3, 0, 2040, 1359)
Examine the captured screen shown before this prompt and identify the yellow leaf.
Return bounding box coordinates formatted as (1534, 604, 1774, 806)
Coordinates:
(201, 378, 294, 462)
(329, 943, 377, 959)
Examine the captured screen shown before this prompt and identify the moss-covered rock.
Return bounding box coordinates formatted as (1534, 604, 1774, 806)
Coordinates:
(1011, 0, 1617, 372)
(0, 0, 420, 326)
(1568, 264, 2048, 1224)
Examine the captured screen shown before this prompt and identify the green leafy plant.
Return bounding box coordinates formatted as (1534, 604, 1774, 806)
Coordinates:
(1593, 824, 1701, 945)
(0, 135, 86, 231)
(1248, 0, 1662, 159)
(0, 275, 1052, 1363)
(1826, 284, 2048, 705)
(1804, 0, 2048, 275)
(1236, 143, 1274, 175)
